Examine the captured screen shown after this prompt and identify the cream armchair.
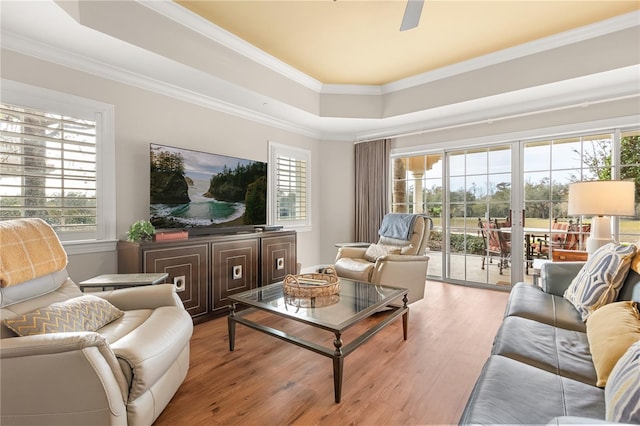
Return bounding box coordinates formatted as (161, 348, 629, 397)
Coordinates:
(0, 219, 193, 426)
(334, 214, 431, 304)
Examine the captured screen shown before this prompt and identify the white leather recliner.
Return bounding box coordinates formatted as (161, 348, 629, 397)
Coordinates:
(334, 214, 431, 304)
(0, 218, 193, 426)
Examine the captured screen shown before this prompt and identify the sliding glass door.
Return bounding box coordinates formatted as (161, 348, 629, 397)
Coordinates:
(391, 127, 639, 288)
(392, 146, 518, 288)
(446, 145, 515, 286)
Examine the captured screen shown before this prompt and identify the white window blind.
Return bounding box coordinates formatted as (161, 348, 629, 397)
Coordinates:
(269, 142, 311, 230)
(0, 103, 98, 238)
(276, 156, 307, 221)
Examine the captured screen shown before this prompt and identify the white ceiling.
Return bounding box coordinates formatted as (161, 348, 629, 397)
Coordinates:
(1, 1, 639, 141)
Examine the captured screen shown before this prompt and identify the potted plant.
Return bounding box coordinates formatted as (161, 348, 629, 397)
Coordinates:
(127, 219, 156, 242)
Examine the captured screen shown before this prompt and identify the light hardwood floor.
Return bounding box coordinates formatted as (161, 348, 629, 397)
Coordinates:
(155, 281, 510, 426)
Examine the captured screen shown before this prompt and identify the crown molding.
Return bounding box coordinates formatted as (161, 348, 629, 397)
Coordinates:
(1, 30, 325, 140)
(3, 1, 638, 143)
(138, 0, 324, 93)
(138, 2, 639, 96)
(320, 84, 383, 96)
(4, 28, 637, 143)
(382, 10, 640, 94)
(391, 114, 640, 155)
(355, 65, 640, 142)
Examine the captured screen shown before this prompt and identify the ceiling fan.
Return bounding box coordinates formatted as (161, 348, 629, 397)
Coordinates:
(400, 0, 425, 31)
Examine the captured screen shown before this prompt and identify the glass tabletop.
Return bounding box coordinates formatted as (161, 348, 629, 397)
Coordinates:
(228, 279, 407, 332)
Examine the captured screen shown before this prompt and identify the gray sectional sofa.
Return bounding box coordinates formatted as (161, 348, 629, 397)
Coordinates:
(460, 261, 640, 425)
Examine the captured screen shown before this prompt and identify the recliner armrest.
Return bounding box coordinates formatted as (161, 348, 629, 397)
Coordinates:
(540, 261, 585, 296)
(91, 283, 184, 310)
(376, 254, 430, 263)
(335, 247, 368, 261)
(1, 332, 129, 423)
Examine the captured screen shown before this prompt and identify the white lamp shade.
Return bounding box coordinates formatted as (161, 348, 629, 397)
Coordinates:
(568, 181, 635, 216)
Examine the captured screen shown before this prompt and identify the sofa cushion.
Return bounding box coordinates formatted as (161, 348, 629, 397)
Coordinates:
(363, 243, 402, 262)
(504, 282, 585, 332)
(459, 355, 605, 425)
(547, 416, 612, 425)
(617, 268, 640, 303)
(492, 316, 596, 385)
(3, 295, 124, 336)
(564, 243, 636, 321)
(586, 301, 640, 387)
(605, 341, 640, 424)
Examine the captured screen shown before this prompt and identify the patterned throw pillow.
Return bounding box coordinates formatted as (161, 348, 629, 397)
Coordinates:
(3, 295, 124, 336)
(364, 243, 402, 262)
(605, 341, 640, 424)
(564, 243, 637, 321)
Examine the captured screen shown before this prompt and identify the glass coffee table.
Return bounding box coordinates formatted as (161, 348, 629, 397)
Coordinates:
(227, 279, 409, 403)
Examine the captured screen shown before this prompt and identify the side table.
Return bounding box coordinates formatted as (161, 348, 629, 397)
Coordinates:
(531, 259, 550, 288)
(79, 273, 169, 292)
(552, 249, 588, 262)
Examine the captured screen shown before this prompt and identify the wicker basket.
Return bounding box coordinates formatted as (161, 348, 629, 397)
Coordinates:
(285, 294, 340, 309)
(283, 266, 340, 298)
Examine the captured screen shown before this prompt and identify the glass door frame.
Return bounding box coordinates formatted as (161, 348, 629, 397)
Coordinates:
(391, 125, 639, 288)
(442, 142, 524, 287)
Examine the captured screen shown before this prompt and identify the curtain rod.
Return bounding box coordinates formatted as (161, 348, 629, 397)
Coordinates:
(354, 94, 639, 144)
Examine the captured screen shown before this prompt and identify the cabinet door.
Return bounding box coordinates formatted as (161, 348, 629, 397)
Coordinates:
(212, 239, 259, 310)
(261, 234, 297, 285)
(143, 244, 208, 319)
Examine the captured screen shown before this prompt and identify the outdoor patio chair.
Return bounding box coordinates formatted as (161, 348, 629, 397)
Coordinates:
(479, 219, 511, 275)
(531, 220, 571, 259)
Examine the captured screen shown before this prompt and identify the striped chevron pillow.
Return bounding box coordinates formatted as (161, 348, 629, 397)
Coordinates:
(606, 341, 640, 423)
(564, 243, 637, 321)
(3, 295, 123, 336)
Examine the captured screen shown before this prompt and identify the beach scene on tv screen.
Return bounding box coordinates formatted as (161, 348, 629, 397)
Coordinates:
(150, 144, 267, 228)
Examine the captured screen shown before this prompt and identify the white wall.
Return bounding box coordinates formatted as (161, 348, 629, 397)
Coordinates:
(317, 140, 356, 265)
(1, 50, 345, 281)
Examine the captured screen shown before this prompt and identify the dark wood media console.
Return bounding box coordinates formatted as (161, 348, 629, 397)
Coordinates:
(117, 230, 296, 323)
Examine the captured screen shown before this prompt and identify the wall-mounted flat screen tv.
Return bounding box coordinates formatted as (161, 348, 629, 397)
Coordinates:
(150, 143, 267, 233)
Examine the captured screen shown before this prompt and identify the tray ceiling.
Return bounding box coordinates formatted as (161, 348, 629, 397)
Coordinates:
(176, 0, 640, 85)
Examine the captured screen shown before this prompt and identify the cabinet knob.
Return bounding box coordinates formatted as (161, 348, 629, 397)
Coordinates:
(276, 257, 285, 270)
(232, 265, 243, 279)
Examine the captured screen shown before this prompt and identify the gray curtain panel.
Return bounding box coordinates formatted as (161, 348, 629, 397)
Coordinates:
(355, 139, 391, 242)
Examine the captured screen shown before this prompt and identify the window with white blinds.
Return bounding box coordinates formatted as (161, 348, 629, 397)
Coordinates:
(0, 103, 98, 237)
(269, 142, 311, 230)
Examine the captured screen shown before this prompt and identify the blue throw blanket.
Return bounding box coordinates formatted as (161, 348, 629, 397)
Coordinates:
(378, 213, 420, 241)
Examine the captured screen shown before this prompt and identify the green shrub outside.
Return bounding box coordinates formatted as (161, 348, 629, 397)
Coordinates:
(428, 230, 485, 255)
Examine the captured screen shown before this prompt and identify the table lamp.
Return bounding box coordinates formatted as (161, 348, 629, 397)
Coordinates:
(567, 180, 635, 254)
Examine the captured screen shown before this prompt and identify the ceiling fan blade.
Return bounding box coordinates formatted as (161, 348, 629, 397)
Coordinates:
(400, 0, 424, 31)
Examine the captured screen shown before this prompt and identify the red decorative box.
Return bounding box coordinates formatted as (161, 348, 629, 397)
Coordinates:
(154, 230, 189, 242)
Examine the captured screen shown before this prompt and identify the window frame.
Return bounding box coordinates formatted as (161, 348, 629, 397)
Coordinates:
(1, 79, 116, 254)
(268, 141, 311, 231)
